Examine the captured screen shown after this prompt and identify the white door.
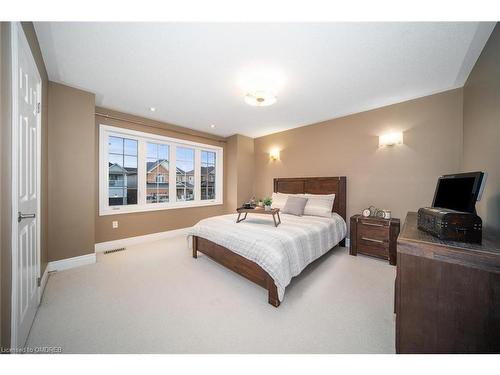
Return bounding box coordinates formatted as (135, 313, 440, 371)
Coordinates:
(11, 22, 42, 350)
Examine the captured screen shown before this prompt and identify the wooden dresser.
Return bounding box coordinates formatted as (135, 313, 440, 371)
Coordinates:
(350, 214, 400, 265)
(396, 212, 500, 353)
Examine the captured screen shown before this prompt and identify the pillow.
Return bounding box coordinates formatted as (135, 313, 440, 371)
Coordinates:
(282, 196, 308, 216)
(303, 193, 335, 218)
(271, 192, 297, 209)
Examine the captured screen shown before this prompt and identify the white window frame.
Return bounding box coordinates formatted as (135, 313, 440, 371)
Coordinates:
(99, 124, 223, 216)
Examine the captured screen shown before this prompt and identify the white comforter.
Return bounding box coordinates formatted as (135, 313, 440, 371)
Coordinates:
(188, 212, 347, 301)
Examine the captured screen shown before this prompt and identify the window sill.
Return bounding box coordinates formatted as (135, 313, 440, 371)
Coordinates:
(99, 200, 224, 216)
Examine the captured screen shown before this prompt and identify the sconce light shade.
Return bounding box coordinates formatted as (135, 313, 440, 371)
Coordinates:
(379, 132, 403, 147)
(270, 148, 280, 160)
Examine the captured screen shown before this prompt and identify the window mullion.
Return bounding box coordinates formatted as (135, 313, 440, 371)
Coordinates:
(169, 144, 176, 204)
(217, 149, 223, 202)
(138, 139, 146, 206)
(102, 130, 110, 212)
(194, 149, 201, 202)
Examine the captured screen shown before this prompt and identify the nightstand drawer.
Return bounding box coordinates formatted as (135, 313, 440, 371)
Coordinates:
(357, 222, 389, 241)
(358, 237, 389, 259)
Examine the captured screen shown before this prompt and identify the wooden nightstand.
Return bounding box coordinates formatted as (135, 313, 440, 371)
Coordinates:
(350, 214, 400, 265)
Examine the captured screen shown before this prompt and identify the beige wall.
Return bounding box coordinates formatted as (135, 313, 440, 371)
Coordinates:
(225, 134, 255, 211)
(237, 135, 255, 207)
(94, 108, 227, 243)
(48, 82, 95, 261)
(254, 89, 464, 230)
(463, 23, 500, 234)
(226, 135, 238, 211)
(1, 22, 48, 350)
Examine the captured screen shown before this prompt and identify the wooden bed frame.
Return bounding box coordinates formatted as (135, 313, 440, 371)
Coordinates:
(192, 176, 347, 307)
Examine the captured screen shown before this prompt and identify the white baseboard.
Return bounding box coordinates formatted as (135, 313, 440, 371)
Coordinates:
(94, 227, 192, 253)
(39, 266, 49, 298)
(47, 253, 96, 272)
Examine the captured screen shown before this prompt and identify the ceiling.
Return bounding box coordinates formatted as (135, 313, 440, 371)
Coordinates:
(34, 22, 495, 138)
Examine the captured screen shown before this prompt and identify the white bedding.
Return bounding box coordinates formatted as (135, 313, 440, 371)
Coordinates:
(188, 212, 347, 302)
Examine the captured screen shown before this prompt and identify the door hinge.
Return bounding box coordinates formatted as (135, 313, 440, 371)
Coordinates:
(37, 102, 41, 114)
(37, 277, 41, 287)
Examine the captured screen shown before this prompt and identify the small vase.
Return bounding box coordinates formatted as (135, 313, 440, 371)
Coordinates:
(264, 205, 272, 212)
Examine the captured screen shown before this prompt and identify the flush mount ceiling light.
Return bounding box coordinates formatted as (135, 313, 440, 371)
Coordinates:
(244, 91, 277, 107)
(149, 107, 156, 112)
(238, 66, 285, 108)
(209, 124, 216, 128)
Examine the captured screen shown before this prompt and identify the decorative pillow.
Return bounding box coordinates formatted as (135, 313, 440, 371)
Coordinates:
(303, 193, 335, 218)
(271, 192, 298, 209)
(282, 196, 308, 216)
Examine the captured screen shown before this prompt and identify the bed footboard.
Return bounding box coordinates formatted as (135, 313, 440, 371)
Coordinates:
(192, 236, 280, 307)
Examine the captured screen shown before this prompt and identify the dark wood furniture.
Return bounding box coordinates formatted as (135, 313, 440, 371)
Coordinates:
(236, 207, 281, 227)
(273, 177, 347, 247)
(396, 212, 500, 353)
(192, 236, 280, 306)
(192, 176, 347, 307)
(349, 215, 400, 265)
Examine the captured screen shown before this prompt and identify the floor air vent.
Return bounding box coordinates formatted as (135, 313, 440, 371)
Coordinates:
(103, 247, 126, 254)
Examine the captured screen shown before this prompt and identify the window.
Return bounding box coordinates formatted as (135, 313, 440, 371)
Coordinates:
(108, 136, 138, 206)
(201, 150, 216, 200)
(176, 147, 194, 202)
(146, 142, 169, 204)
(99, 125, 223, 215)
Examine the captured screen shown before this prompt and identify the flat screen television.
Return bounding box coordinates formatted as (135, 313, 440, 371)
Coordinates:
(432, 171, 485, 213)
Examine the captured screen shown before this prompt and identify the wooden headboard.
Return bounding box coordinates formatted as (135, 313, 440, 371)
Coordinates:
(273, 177, 347, 222)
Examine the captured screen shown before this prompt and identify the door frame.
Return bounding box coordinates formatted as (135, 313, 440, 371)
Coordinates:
(10, 22, 42, 350)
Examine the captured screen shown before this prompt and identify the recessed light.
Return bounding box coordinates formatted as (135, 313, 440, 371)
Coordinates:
(210, 124, 216, 129)
(149, 107, 156, 112)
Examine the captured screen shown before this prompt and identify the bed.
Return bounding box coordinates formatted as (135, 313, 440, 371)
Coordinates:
(189, 176, 347, 307)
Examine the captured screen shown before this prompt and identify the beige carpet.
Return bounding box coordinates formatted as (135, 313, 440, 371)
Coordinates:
(27, 235, 396, 353)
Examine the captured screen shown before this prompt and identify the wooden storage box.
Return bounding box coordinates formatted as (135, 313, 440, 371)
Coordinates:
(417, 207, 482, 244)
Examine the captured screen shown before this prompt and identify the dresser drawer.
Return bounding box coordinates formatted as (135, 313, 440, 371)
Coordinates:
(357, 236, 389, 259)
(357, 221, 389, 241)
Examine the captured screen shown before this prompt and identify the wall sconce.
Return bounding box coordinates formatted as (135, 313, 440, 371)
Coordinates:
(379, 132, 403, 147)
(270, 148, 280, 161)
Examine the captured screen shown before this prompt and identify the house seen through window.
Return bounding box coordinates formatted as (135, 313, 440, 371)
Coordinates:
(176, 147, 195, 202)
(201, 150, 216, 200)
(146, 142, 169, 204)
(108, 136, 138, 206)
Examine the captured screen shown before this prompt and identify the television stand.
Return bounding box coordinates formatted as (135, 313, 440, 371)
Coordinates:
(396, 212, 500, 353)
